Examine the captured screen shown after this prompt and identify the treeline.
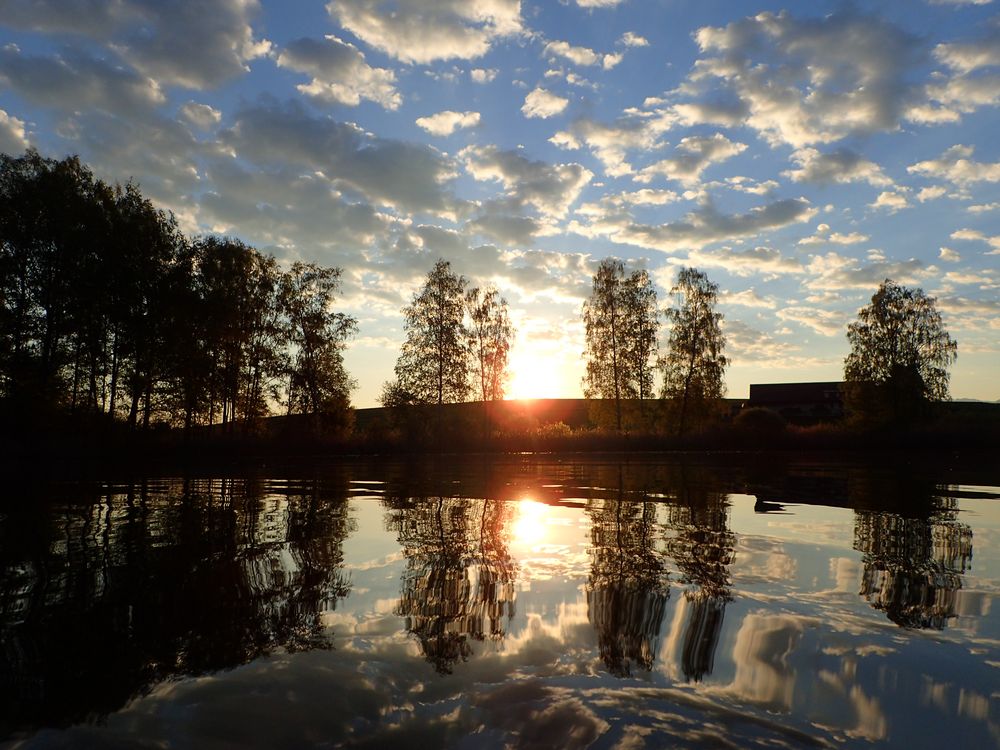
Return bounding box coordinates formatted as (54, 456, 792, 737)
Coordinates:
(0, 150, 355, 432)
(1, 149, 976, 457)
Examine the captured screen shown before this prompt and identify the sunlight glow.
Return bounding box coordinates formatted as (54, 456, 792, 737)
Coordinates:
(511, 499, 549, 548)
(506, 349, 565, 400)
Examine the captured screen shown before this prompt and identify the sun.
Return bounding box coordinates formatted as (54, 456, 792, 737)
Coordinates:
(506, 348, 565, 400)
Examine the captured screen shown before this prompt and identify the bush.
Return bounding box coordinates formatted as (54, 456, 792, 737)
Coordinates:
(734, 407, 786, 438)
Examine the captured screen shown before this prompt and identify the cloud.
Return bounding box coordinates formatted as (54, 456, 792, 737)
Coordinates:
(461, 145, 592, 218)
(576, 0, 625, 7)
(673, 99, 750, 128)
(869, 191, 910, 212)
(934, 22, 1000, 73)
(620, 32, 648, 48)
(277, 36, 401, 110)
(724, 320, 802, 363)
(805, 252, 932, 290)
(720, 289, 777, 308)
(221, 100, 459, 216)
(683, 8, 925, 146)
(798, 225, 870, 246)
(0, 46, 165, 116)
(415, 110, 481, 136)
(545, 69, 598, 89)
(723, 176, 779, 196)
(908, 144, 1000, 185)
(636, 133, 747, 185)
(968, 201, 1000, 212)
(544, 40, 607, 68)
(605, 189, 680, 207)
(0, 0, 122, 36)
(55, 109, 207, 220)
(919, 70, 1000, 121)
(683, 245, 806, 277)
(551, 110, 675, 176)
(326, 0, 522, 64)
(198, 160, 397, 258)
(950, 227, 1000, 252)
(776, 306, 847, 336)
(783, 148, 892, 186)
(939, 247, 962, 262)
(522, 87, 570, 119)
(0, 0, 270, 89)
(593, 198, 817, 254)
(0, 108, 29, 153)
(179, 101, 222, 130)
(465, 212, 541, 247)
(916, 185, 948, 202)
(951, 228, 986, 240)
(470, 68, 498, 83)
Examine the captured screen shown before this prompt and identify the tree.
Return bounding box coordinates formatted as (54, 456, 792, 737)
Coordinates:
(466, 284, 513, 432)
(623, 268, 659, 425)
(195, 237, 286, 427)
(394, 259, 470, 405)
(660, 267, 728, 436)
(844, 279, 957, 422)
(582, 258, 659, 432)
(279, 262, 357, 431)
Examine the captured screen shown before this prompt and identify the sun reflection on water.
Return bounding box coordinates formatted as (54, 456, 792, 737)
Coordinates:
(510, 498, 549, 549)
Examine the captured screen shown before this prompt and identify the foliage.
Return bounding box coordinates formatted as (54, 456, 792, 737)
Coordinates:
(0, 149, 355, 431)
(466, 284, 513, 404)
(660, 267, 728, 436)
(394, 259, 470, 405)
(733, 407, 786, 437)
(279, 262, 357, 432)
(844, 279, 957, 423)
(582, 258, 659, 431)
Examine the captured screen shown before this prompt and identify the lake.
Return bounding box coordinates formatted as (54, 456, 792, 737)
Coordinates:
(1, 455, 998, 748)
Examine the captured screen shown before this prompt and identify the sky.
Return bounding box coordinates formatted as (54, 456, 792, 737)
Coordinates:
(0, 0, 998, 407)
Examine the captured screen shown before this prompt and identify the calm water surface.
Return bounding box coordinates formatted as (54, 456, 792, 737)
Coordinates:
(1, 456, 998, 748)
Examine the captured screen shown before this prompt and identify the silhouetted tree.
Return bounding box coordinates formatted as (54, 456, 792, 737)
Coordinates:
(844, 279, 957, 423)
(0, 150, 112, 410)
(394, 259, 470, 406)
(583, 258, 659, 431)
(279, 262, 357, 432)
(195, 237, 286, 427)
(660, 267, 728, 436)
(0, 150, 357, 433)
(466, 284, 513, 433)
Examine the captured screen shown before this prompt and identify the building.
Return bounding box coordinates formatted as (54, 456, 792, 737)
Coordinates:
(747, 382, 844, 423)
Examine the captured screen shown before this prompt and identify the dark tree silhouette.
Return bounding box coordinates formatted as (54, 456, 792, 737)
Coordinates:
(466, 284, 514, 433)
(582, 258, 659, 432)
(394, 259, 470, 406)
(0, 150, 356, 431)
(844, 279, 957, 423)
(660, 267, 728, 436)
(279, 262, 357, 433)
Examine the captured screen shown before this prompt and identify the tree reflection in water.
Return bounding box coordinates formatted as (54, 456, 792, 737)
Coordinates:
(665, 492, 736, 682)
(386, 496, 516, 674)
(0, 478, 354, 734)
(586, 498, 669, 677)
(854, 499, 973, 629)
